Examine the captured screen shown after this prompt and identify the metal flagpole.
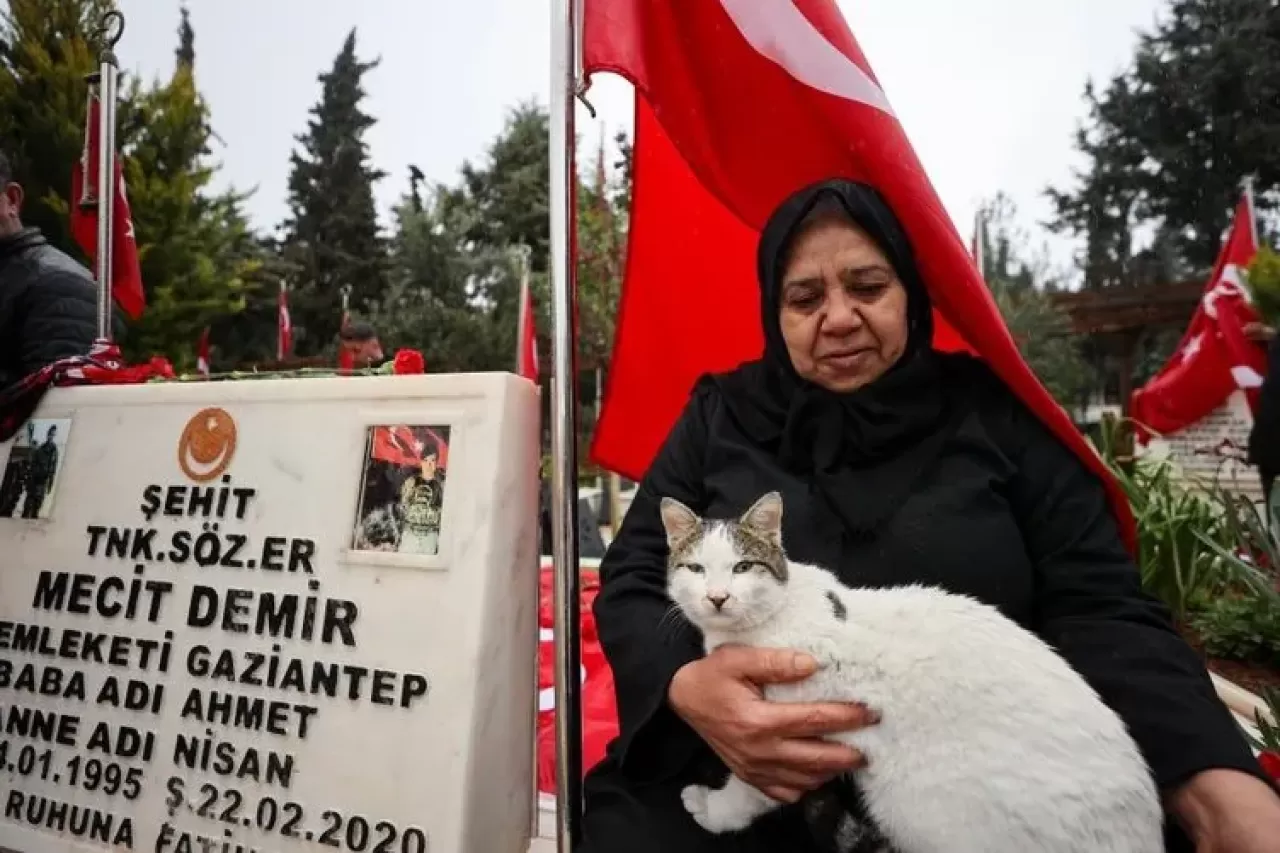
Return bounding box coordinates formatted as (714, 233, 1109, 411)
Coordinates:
(972, 209, 986, 281)
(515, 244, 533, 372)
(550, 0, 584, 846)
(89, 11, 125, 343)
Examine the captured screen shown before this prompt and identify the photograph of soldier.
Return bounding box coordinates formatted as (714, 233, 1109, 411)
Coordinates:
(352, 424, 450, 556)
(0, 417, 70, 519)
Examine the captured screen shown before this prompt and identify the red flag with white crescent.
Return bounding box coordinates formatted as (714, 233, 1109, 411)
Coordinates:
(370, 425, 450, 469)
(70, 90, 145, 320)
(1131, 194, 1266, 438)
(583, 0, 1135, 548)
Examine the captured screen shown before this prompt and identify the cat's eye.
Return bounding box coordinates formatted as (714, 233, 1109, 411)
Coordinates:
(678, 562, 705, 574)
(733, 560, 763, 574)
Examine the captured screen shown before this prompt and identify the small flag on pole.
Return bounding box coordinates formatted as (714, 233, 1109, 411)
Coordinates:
(196, 327, 211, 376)
(516, 250, 539, 383)
(277, 282, 292, 362)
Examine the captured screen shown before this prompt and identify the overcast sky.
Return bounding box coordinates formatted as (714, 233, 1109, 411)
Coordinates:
(112, 0, 1167, 277)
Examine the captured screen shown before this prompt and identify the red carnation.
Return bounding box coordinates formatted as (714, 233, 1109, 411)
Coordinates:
(392, 349, 425, 375)
(1260, 750, 1280, 784)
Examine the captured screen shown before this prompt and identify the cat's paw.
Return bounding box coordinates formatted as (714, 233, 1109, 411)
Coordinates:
(681, 785, 713, 828)
(681, 784, 754, 834)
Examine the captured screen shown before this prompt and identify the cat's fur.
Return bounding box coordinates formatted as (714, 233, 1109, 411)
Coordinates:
(660, 491, 1162, 853)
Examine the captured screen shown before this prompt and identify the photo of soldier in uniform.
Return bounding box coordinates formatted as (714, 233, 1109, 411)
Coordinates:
(0, 417, 71, 520)
(352, 424, 450, 556)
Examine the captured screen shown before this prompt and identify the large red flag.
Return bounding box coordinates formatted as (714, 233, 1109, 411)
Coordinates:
(70, 91, 145, 320)
(583, 0, 1135, 549)
(1131, 195, 1266, 438)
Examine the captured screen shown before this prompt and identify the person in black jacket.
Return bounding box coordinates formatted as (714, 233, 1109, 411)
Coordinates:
(578, 180, 1280, 853)
(0, 148, 103, 390)
(1246, 322, 1280, 519)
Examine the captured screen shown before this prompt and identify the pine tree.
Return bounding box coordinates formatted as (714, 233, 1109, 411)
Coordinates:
(175, 5, 194, 69)
(1049, 0, 1280, 283)
(280, 29, 387, 356)
(0, 0, 118, 252)
(376, 103, 629, 381)
(454, 101, 550, 269)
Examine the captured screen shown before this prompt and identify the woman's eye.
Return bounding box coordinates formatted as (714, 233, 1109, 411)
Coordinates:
(849, 283, 888, 298)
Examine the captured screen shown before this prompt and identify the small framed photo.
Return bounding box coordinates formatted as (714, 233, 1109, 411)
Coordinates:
(0, 417, 72, 521)
(352, 424, 451, 557)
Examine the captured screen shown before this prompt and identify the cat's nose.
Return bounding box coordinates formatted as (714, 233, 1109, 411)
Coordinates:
(706, 592, 729, 610)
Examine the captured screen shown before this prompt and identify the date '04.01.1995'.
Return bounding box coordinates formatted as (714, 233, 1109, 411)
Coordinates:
(0, 742, 142, 800)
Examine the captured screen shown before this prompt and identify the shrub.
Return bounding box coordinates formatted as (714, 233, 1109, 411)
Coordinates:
(1192, 596, 1280, 667)
(1248, 246, 1280, 328)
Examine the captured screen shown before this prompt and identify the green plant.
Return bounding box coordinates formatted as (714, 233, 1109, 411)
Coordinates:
(1095, 422, 1232, 617)
(1248, 687, 1280, 753)
(1192, 596, 1280, 667)
(1093, 418, 1280, 620)
(1194, 483, 1280, 604)
(1248, 246, 1280, 329)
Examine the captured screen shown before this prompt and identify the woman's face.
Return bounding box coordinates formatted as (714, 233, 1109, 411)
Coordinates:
(778, 215, 910, 393)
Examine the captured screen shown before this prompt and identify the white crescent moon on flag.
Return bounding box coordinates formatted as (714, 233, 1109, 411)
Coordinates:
(718, 0, 895, 116)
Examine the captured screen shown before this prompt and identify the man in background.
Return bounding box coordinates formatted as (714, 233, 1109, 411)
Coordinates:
(0, 148, 103, 390)
(338, 321, 385, 369)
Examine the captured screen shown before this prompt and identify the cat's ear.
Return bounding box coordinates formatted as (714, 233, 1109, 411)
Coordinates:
(659, 498, 700, 547)
(740, 491, 783, 540)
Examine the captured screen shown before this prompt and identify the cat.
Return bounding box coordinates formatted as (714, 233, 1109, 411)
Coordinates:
(660, 491, 1163, 853)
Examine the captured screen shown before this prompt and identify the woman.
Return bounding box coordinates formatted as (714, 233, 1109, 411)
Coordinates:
(579, 180, 1280, 852)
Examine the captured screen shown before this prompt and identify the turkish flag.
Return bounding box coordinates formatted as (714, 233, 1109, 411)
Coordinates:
(70, 91, 145, 320)
(517, 276, 540, 383)
(1131, 195, 1266, 439)
(196, 326, 211, 376)
(277, 285, 293, 361)
(583, 0, 1135, 550)
(370, 425, 450, 469)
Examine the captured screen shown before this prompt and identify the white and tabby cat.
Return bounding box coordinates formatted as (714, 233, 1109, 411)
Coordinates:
(661, 491, 1163, 853)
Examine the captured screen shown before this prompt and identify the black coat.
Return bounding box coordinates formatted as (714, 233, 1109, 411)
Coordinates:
(0, 228, 109, 389)
(588, 359, 1264, 839)
(1249, 337, 1280, 482)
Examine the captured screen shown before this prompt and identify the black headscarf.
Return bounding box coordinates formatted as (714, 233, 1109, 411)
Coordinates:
(711, 179, 962, 537)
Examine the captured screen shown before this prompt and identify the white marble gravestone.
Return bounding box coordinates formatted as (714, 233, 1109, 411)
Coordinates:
(0, 373, 540, 853)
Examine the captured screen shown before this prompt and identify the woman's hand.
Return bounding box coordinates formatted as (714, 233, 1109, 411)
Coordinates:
(667, 645, 878, 804)
(1170, 769, 1280, 851)
(1243, 321, 1277, 344)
